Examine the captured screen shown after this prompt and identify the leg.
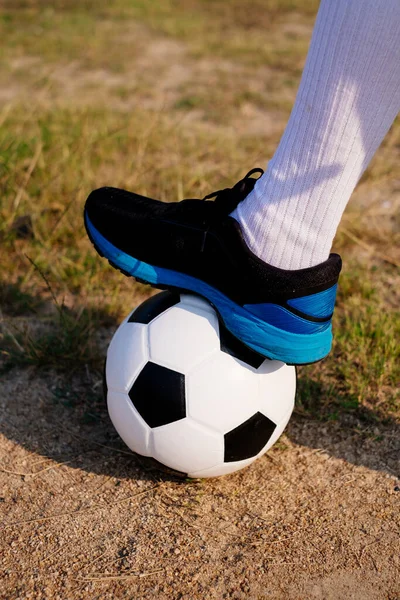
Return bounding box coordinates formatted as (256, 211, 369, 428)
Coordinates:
(231, 0, 400, 269)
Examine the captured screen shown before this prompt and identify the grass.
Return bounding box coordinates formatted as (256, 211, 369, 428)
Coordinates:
(1, 305, 102, 371)
(296, 263, 400, 422)
(0, 0, 399, 424)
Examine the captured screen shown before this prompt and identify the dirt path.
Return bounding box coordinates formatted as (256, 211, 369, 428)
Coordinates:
(1, 368, 399, 599)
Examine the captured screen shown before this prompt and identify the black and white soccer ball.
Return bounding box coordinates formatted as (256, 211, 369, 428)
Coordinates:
(104, 291, 296, 478)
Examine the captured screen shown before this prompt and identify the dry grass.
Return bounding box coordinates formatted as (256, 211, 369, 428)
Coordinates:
(1, 112, 398, 414)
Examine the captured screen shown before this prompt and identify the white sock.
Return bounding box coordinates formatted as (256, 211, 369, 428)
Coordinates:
(231, 0, 400, 270)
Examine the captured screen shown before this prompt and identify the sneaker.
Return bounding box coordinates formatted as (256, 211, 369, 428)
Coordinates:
(84, 169, 342, 365)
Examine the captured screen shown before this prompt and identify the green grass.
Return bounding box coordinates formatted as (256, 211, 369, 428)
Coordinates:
(296, 263, 400, 422)
(1, 305, 102, 371)
(0, 0, 399, 424)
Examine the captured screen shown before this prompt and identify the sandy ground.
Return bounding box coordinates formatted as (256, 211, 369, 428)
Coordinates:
(1, 364, 399, 599)
(1, 10, 399, 599)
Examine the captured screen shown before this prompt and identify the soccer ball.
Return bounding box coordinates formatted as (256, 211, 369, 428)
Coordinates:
(104, 291, 296, 478)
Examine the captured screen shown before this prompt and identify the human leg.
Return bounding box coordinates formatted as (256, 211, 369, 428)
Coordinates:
(231, 0, 400, 269)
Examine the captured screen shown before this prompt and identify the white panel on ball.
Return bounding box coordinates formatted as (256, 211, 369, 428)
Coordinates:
(107, 390, 151, 457)
(106, 322, 148, 393)
(256, 361, 296, 425)
(148, 305, 220, 374)
(187, 352, 259, 434)
(151, 417, 223, 473)
(179, 294, 215, 313)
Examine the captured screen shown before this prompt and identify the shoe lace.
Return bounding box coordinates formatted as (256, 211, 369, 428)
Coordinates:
(202, 167, 264, 209)
(198, 167, 264, 251)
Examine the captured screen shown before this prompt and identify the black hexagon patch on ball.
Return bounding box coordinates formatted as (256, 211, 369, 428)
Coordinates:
(128, 291, 180, 324)
(219, 320, 265, 369)
(128, 362, 186, 428)
(224, 412, 277, 462)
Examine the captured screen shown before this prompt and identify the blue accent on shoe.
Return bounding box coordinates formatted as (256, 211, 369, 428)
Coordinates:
(243, 303, 331, 334)
(85, 214, 333, 364)
(287, 284, 337, 318)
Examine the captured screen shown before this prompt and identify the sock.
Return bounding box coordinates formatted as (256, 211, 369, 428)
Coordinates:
(231, 0, 400, 270)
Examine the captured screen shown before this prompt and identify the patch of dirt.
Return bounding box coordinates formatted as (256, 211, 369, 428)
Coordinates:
(1, 368, 399, 599)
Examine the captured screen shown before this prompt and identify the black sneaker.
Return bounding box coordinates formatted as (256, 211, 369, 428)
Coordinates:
(84, 169, 342, 365)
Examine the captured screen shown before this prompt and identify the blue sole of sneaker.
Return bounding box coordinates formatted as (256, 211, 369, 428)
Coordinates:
(85, 214, 332, 365)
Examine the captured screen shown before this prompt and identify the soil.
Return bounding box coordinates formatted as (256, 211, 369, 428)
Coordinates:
(1, 365, 399, 599)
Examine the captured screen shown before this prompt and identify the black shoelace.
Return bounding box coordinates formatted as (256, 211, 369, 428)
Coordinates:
(202, 168, 264, 210)
(199, 168, 264, 251)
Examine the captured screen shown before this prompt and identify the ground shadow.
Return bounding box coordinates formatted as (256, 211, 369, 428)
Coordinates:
(1, 355, 398, 483)
(0, 364, 190, 484)
(0, 281, 398, 483)
(0, 279, 186, 484)
(289, 375, 399, 478)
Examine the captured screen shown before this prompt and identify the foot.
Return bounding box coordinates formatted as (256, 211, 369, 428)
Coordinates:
(84, 169, 342, 365)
